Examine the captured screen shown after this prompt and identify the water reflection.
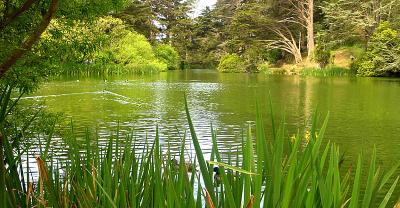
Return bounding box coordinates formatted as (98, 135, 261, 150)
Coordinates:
(20, 70, 400, 188)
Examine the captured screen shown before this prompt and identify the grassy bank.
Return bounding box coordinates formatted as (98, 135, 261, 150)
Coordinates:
(260, 66, 355, 77)
(1, 101, 399, 207)
(299, 67, 357, 77)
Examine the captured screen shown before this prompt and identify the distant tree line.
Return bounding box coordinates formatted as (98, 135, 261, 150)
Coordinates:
(121, 0, 400, 76)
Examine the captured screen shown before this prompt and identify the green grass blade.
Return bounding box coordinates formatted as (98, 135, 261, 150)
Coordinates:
(349, 155, 362, 208)
(362, 147, 377, 208)
(378, 176, 399, 208)
(184, 96, 216, 205)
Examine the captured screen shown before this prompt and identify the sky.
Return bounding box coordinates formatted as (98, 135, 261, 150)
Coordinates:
(191, 0, 217, 17)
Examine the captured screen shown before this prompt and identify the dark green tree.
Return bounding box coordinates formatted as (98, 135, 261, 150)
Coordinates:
(187, 6, 224, 67)
(116, 0, 158, 41)
(321, 0, 400, 47)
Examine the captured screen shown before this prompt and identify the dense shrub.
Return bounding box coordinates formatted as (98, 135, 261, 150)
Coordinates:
(154, 44, 181, 70)
(258, 62, 287, 75)
(217, 54, 246, 73)
(314, 44, 331, 68)
(263, 49, 282, 65)
(40, 16, 167, 74)
(242, 46, 264, 72)
(257, 62, 270, 73)
(356, 22, 400, 76)
(105, 31, 167, 73)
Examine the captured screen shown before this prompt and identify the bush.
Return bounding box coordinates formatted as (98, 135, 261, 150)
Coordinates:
(39, 16, 167, 74)
(258, 62, 287, 75)
(257, 62, 270, 73)
(356, 22, 400, 76)
(217, 54, 246, 73)
(314, 44, 331, 68)
(154, 44, 181, 70)
(95, 28, 167, 74)
(110, 32, 167, 73)
(263, 49, 282, 65)
(313, 33, 332, 68)
(242, 46, 263, 72)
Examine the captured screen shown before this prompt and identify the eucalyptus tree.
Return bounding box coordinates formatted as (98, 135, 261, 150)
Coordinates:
(290, 0, 315, 59)
(260, 0, 317, 63)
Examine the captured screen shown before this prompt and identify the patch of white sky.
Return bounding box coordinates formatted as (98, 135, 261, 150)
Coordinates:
(190, 0, 217, 18)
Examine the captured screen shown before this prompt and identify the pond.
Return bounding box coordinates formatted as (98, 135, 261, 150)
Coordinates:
(23, 69, 400, 185)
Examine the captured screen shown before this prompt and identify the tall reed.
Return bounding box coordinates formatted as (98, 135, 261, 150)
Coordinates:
(0, 99, 398, 207)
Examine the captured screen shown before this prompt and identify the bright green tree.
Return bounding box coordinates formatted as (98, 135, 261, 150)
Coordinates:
(154, 44, 181, 70)
(0, 1, 129, 206)
(356, 22, 400, 76)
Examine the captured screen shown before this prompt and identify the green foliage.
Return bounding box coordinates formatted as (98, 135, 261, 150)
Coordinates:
(257, 62, 270, 73)
(0, 101, 399, 207)
(314, 44, 332, 68)
(102, 30, 167, 74)
(38, 16, 167, 75)
(356, 22, 400, 76)
(217, 54, 246, 73)
(242, 46, 267, 72)
(300, 67, 356, 77)
(258, 63, 287, 75)
(263, 49, 282, 65)
(337, 45, 365, 59)
(154, 44, 181, 70)
(0, 0, 129, 93)
(186, 6, 223, 68)
(1, 2, 129, 205)
(118, 0, 193, 58)
(116, 1, 158, 41)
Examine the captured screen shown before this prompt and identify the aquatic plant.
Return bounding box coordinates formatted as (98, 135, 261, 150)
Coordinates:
(299, 66, 356, 77)
(0, 99, 398, 207)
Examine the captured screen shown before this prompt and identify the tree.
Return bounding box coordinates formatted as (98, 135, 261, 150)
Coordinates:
(120, 0, 194, 59)
(116, 1, 158, 41)
(356, 22, 400, 76)
(321, 0, 400, 47)
(289, 0, 315, 59)
(267, 24, 303, 64)
(263, 0, 315, 63)
(0, 0, 58, 77)
(187, 6, 224, 67)
(0, 0, 128, 206)
(0, 0, 128, 78)
(154, 44, 181, 70)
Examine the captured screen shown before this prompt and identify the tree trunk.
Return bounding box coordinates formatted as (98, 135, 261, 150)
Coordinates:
(0, 0, 59, 78)
(0, 133, 5, 208)
(306, 0, 315, 60)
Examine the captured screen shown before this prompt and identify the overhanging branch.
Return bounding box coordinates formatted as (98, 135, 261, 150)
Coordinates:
(0, 0, 59, 78)
(0, 0, 38, 31)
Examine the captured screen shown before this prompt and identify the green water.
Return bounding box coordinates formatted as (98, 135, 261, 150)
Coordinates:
(24, 69, 400, 173)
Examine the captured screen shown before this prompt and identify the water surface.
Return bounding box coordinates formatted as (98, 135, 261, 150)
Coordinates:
(24, 69, 400, 182)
